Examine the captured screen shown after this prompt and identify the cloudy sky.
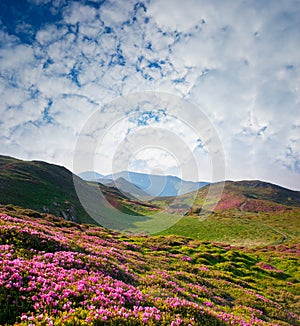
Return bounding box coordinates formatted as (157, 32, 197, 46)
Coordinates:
(0, 0, 299, 189)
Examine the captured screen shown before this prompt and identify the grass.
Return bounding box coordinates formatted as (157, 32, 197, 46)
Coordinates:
(157, 209, 300, 247)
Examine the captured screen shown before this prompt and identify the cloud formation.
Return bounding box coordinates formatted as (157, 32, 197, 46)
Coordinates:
(0, 0, 299, 189)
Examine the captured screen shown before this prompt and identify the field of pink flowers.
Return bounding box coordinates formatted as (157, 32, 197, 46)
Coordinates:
(0, 206, 299, 325)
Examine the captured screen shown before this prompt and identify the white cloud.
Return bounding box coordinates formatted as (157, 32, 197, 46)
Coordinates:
(50, 95, 98, 130)
(27, 0, 52, 5)
(99, 0, 134, 25)
(36, 25, 69, 45)
(147, 0, 205, 31)
(0, 0, 299, 189)
(63, 2, 97, 25)
(0, 44, 34, 70)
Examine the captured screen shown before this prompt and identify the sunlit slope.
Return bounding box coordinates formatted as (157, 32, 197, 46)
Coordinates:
(156, 181, 300, 246)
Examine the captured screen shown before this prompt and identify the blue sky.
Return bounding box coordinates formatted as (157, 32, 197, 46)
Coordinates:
(0, 0, 299, 189)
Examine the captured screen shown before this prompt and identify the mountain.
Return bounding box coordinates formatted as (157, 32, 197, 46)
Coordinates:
(187, 180, 300, 214)
(77, 171, 104, 181)
(158, 180, 300, 246)
(0, 155, 159, 227)
(104, 177, 151, 200)
(96, 171, 208, 197)
(1, 154, 300, 239)
(0, 155, 98, 224)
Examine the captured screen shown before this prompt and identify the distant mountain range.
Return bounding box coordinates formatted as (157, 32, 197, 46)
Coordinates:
(76, 171, 104, 182)
(78, 170, 208, 197)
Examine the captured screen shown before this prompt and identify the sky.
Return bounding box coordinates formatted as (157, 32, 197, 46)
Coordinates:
(0, 0, 299, 189)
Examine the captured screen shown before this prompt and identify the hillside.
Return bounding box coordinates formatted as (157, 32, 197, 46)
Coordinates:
(0, 155, 96, 224)
(0, 155, 159, 228)
(156, 181, 300, 246)
(174, 180, 300, 215)
(0, 205, 299, 325)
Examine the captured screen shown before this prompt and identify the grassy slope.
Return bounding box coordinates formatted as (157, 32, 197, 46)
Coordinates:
(155, 181, 300, 247)
(0, 155, 97, 225)
(157, 209, 300, 247)
(0, 205, 299, 325)
(0, 156, 163, 229)
(0, 155, 184, 235)
(187, 180, 300, 213)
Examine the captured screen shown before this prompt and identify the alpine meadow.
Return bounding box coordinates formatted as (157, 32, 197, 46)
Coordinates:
(0, 0, 299, 325)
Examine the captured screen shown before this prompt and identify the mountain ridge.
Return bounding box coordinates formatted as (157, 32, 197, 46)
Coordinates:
(77, 170, 104, 181)
(0, 154, 300, 250)
(79, 170, 209, 197)
(180, 180, 300, 215)
(104, 177, 151, 200)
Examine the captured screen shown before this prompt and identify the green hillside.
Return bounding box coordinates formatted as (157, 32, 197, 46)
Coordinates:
(174, 181, 300, 215)
(0, 155, 99, 225)
(0, 155, 160, 228)
(156, 181, 300, 246)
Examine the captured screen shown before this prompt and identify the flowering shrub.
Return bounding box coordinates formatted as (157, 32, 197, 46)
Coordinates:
(0, 209, 299, 325)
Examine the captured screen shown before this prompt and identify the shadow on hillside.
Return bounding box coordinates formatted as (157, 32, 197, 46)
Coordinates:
(74, 179, 156, 232)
